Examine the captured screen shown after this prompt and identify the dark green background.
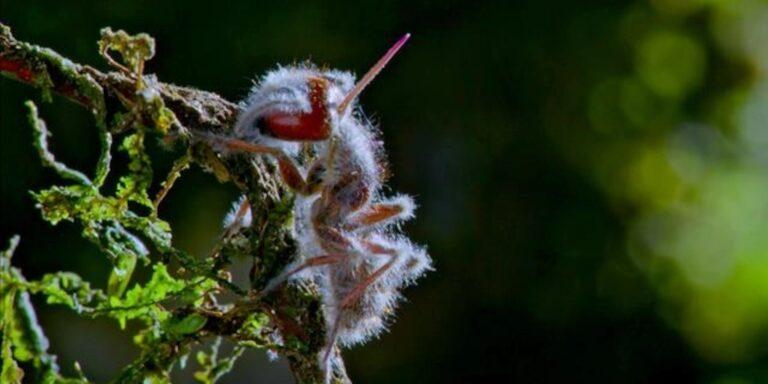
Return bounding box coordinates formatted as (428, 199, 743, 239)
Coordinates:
(3, 0, 767, 383)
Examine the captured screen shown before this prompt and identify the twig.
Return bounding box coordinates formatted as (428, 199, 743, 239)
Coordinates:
(0, 22, 346, 383)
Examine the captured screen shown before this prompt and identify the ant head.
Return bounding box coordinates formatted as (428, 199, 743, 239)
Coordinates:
(236, 67, 337, 142)
(236, 34, 410, 143)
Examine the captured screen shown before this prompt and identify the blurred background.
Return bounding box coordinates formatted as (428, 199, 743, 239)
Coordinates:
(3, 0, 768, 382)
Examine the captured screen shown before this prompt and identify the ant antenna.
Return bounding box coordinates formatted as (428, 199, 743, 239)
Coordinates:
(337, 33, 411, 115)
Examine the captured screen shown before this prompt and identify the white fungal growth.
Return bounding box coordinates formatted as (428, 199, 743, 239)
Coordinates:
(222, 195, 252, 230)
(213, 34, 429, 380)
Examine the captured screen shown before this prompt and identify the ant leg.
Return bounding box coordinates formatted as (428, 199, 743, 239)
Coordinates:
(346, 204, 403, 229)
(322, 314, 343, 366)
(314, 224, 397, 261)
(345, 196, 415, 231)
(338, 241, 399, 309)
(339, 258, 397, 309)
(260, 253, 347, 295)
(319, 241, 399, 365)
(224, 138, 322, 196)
(314, 225, 354, 250)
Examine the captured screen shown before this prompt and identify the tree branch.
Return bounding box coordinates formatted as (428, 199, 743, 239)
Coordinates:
(0, 22, 346, 383)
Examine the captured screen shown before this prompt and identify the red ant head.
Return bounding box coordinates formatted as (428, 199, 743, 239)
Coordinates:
(258, 76, 333, 142)
(235, 69, 338, 143)
(236, 34, 410, 143)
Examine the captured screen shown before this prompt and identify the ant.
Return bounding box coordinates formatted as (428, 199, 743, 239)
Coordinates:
(215, 34, 432, 375)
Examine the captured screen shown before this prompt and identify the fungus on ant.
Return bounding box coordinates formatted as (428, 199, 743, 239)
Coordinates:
(213, 33, 432, 378)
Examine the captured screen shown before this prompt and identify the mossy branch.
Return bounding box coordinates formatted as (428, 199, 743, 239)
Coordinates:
(0, 22, 347, 383)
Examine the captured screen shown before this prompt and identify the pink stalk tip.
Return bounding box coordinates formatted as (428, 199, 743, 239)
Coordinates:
(337, 33, 412, 114)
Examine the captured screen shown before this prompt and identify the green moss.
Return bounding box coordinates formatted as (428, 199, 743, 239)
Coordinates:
(117, 132, 153, 208)
(98, 27, 155, 75)
(2, 24, 336, 384)
(27, 101, 93, 186)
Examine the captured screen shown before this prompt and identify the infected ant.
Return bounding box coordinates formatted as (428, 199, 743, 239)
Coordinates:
(216, 34, 432, 374)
